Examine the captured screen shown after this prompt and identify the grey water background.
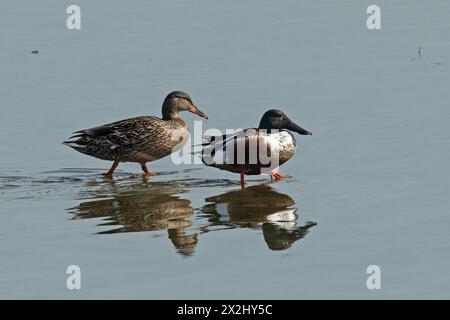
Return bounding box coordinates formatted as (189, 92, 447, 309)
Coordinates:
(1, 0, 449, 299)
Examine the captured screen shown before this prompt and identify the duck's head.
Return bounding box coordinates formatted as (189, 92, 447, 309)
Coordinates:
(258, 109, 312, 135)
(162, 91, 208, 120)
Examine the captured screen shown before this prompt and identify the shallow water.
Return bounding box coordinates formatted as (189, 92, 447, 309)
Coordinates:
(1, 0, 450, 298)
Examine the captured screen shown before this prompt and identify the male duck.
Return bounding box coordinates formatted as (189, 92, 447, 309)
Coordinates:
(64, 91, 208, 178)
(202, 109, 311, 188)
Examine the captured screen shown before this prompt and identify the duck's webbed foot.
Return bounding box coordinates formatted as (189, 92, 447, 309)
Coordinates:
(270, 171, 285, 181)
(141, 163, 155, 176)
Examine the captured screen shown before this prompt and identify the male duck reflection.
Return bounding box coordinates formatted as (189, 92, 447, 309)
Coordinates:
(201, 185, 316, 251)
(64, 91, 207, 178)
(202, 109, 311, 188)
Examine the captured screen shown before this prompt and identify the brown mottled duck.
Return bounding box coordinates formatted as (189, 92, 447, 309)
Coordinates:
(63, 91, 207, 178)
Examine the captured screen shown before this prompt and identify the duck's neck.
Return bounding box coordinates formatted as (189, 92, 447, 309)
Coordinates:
(257, 126, 278, 134)
(258, 119, 278, 133)
(162, 101, 179, 120)
(162, 111, 179, 120)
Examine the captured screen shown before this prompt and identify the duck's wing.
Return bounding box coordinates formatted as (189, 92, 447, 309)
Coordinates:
(202, 128, 276, 168)
(202, 128, 261, 152)
(68, 116, 162, 146)
(202, 128, 264, 150)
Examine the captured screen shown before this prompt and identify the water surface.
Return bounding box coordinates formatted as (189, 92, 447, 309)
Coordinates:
(1, 0, 450, 299)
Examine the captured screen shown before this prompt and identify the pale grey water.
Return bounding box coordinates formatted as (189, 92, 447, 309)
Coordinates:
(0, 0, 450, 299)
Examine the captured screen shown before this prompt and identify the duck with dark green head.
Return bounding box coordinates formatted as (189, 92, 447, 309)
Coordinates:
(202, 109, 311, 188)
(64, 91, 208, 178)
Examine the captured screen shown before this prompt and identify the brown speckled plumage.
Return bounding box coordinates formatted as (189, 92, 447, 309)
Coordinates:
(63, 91, 208, 177)
(67, 116, 189, 163)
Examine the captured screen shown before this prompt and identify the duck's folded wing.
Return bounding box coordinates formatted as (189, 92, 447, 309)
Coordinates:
(69, 125, 115, 139)
(202, 128, 272, 166)
(69, 116, 160, 146)
(202, 128, 262, 151)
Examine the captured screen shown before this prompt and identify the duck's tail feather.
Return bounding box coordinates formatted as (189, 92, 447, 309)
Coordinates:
(62, 140, 87, 151)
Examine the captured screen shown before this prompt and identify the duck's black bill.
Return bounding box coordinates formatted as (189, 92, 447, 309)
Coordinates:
(286, 121, 312, 135)
(190, 106, 208, 119)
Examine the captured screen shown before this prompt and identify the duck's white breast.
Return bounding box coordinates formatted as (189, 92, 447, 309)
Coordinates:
(267, 131, 296, 150)
(266, 131, 297, 166)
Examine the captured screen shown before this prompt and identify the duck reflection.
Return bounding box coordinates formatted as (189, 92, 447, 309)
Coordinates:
(68, 181, 199, 256)
(200, 184, 316, 251)
(68, 178, 315, 256)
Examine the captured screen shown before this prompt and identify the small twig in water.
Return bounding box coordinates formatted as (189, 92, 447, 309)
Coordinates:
(410, 45, 422, 61)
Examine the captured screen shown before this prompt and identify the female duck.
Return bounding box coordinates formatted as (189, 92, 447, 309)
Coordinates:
(64, 91, 208, 178)
(202, 109, 311, 188)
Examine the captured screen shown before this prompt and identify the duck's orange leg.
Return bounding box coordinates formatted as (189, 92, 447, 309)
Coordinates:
(270, 171, 285, 181)
(240, 171, 245, 190)
(104, 161, 120, 179)
(141, 163, 155, 176)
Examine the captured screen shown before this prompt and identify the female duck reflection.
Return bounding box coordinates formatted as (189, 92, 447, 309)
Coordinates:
(200, 184, 316, 251)
(67, 180, 200, 257)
